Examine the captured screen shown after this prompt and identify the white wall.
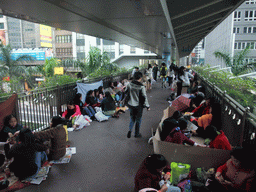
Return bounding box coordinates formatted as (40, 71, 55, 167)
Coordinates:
(204, 14, 234, 68)
(115, 57, 141, 69)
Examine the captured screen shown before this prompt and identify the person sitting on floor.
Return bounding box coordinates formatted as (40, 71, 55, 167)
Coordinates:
(135, 154, 181, 192)
(190, 96, 215, 117)
(101, 92, 124, 118)
(97, 86, 105, 103)
(210, 147, 256, 192)
(160, 111, 182, 141)
(204, 125, 232, 150)
(164, 118, 199, 146)
(4, 128, 48, 180)
(34, 116, 66, 161)
(86, 90, 100, 108)
(73, 93, 96, 120)
(188, 92, 205, 112)
(62, 101, 81, 127)
(0, 115, 23, 142)
(93, 89, 101, 106)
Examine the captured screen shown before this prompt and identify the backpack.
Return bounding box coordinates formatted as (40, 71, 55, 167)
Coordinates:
(160, 67, 166, 76)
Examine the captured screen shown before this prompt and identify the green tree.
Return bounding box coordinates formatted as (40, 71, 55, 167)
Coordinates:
(0, 44, 39, 92)
(38, 58, 61, 77)
(214, 47, 256, 76)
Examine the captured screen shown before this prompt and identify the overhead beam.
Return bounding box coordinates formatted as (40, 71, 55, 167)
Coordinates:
(174, 6, 233, 30)
(171, 0, 224, 20)
(177, 32, 207, 43)
(176, 28, 210, 40)
(176, 23, 216, 36)
(175, 18, 221, 36)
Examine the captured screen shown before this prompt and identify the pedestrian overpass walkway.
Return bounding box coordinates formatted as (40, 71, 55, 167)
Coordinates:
(19, 81, 172, 192)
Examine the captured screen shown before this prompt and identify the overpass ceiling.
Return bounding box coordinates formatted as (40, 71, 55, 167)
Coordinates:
(0, 0, 245, 58)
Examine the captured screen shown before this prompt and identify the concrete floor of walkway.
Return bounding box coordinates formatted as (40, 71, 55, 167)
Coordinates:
(19, 81, 173, 192)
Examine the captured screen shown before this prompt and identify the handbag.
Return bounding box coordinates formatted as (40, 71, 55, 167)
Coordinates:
(170, 162, 191, 185)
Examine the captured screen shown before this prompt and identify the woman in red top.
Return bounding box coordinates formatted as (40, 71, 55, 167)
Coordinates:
(62, 101, 81, 120)
(191, 96, 215, 117)
(204, 125, 232, 150)
(209, 147, 256, 192)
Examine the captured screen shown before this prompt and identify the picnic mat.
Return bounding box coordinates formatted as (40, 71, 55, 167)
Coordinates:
(0, 161, 52, 192)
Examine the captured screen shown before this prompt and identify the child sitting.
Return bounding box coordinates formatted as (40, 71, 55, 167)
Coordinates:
(0, 115, 23, 142)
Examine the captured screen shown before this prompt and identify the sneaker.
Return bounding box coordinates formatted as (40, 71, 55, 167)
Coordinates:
(134, 133, 142, 138)
(127, 131, 131, 138)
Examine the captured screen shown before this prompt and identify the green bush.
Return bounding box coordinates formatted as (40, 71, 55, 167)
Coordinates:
(192, 66, 256, 110)
(39, 75, 79, 88)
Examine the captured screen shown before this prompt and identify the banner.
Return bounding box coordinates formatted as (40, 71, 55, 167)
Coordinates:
(40, 24, 52, 48)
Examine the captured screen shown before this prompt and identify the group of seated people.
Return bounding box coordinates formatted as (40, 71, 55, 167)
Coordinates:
(135, 147, 256, 192)
(161, 82, 231, 150)
(0, 114, 67, 182)
(62, 80, 129, 125)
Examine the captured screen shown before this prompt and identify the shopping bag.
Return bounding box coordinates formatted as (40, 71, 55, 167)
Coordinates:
(74, 115, 90, 130)
(170, 162, 191, 185)
(95, 111, 109, 122)
(94, 106, 102, 113)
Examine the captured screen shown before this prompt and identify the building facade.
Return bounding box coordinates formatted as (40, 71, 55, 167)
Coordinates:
(204, 0, 256, 68)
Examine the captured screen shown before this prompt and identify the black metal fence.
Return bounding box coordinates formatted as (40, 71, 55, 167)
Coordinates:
(197, 75, 256, 147)
(1, 72, 131, 131)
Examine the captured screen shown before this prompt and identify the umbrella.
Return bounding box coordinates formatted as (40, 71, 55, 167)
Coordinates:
(171, 95, 191, 112)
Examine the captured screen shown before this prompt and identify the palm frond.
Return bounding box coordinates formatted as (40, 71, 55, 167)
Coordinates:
(233, 47, 250, 66)
(214, 51, 232, 67)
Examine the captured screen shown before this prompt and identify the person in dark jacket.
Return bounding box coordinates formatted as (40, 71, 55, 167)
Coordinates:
(101, 92, 124, 118)
(73, 93, 96, 119)
(0, 115, 23, 142)
(135, 154, 180, 192)
(152, 63, 158, 81)
(34, 116, 67, 160)
(126, 72, 150, 138)
(4, 128, 47, 180)
(160, 111, 182, 141)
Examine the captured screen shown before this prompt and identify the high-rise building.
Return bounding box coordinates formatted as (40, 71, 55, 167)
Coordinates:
(7, 17, 41, 49)
(204, 0, 256, 67)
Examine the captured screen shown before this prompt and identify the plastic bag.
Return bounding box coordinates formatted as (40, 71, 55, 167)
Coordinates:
(170, 162, 191, 185)
(94, 107, 102, 113)
(95, 111, 109, 122)
(74, 115, 90, 130)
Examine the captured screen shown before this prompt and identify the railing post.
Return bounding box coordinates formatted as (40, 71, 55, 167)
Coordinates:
(56, 84, 61, 116)
(13, 92, 20, 124)
(240, 107, 250, 147)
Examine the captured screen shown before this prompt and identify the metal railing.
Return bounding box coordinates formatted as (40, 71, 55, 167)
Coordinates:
(197, 74, 256, 147)
(1, 72, 131, 131)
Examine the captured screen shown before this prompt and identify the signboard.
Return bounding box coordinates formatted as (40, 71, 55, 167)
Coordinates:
(54, 67, 64, 75)
(11, 51, 45, 61)
(40, 24, 52, 48)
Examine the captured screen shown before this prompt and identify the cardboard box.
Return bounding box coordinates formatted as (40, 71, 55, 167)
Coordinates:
(153, 107, 231, 174)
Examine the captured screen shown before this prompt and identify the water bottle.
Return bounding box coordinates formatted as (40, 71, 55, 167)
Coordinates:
(184, 180, 192, 192)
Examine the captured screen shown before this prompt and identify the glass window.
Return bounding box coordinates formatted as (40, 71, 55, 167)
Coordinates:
(244, 27, 247, 33)
(237, 28, 240, 33)
(61, 36, 64, 43)
(233, 27, 236, 33)
(245, 11, 249, 17)
(253, 27, 256, 33)
(242, 42, 246, 49)
(234, 12, 237, 18)
(0, 23, 4, 29)
(251, 42, 254, 49)
(238, 42, 241, 49)
(238, 12, 241, 18)
(234, 43, 237, 49)
(248, 27, 252, 33)
(250, 11, 253, 17)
